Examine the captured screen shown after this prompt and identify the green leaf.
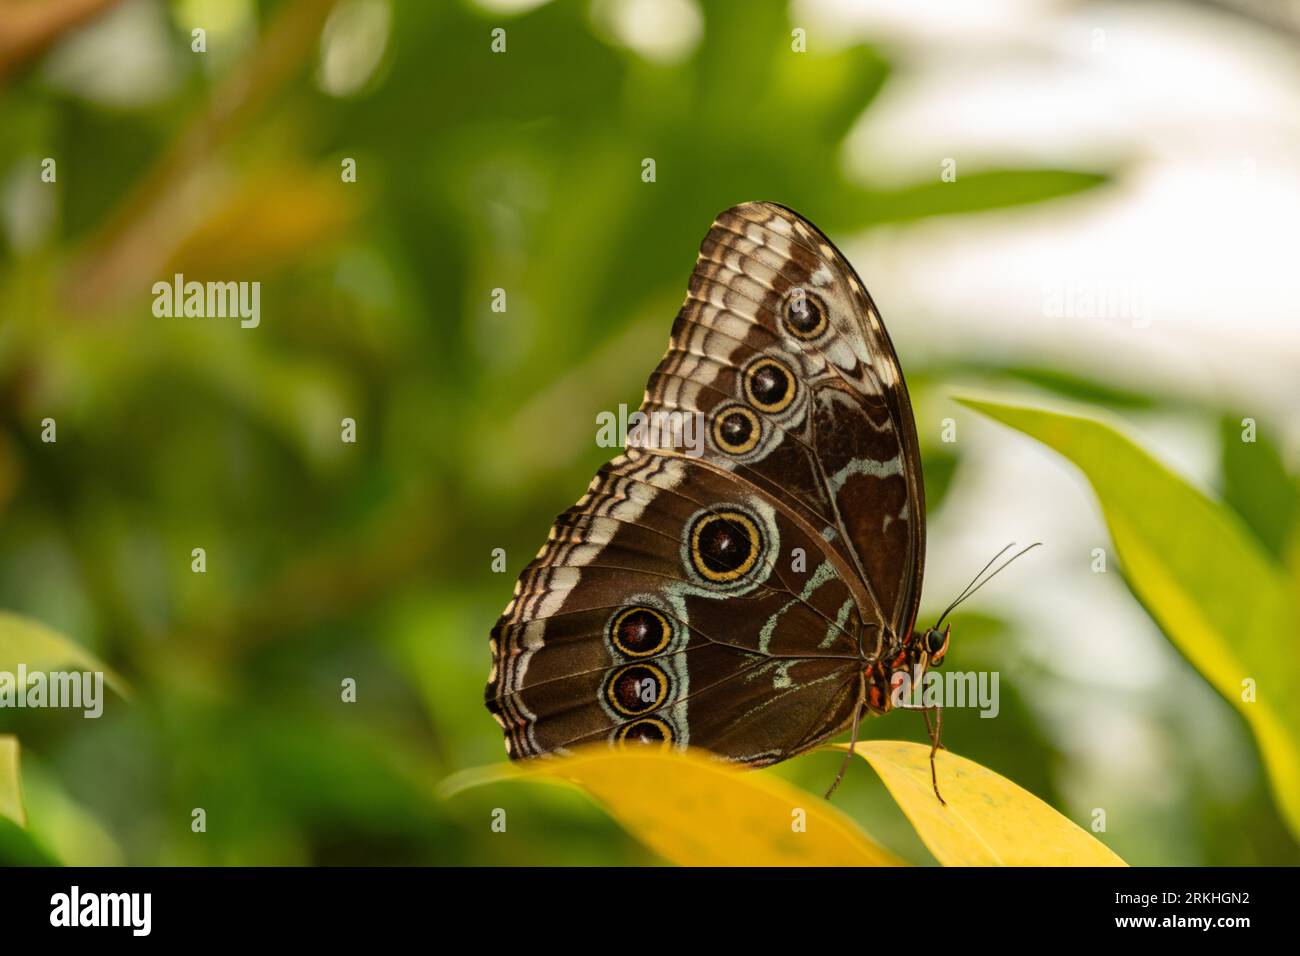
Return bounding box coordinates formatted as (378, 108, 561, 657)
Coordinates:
(1001, 365, 1158, 410)
(959, 394, 1300, 840)
(840, 741, 1126, 866)
(0, 612, 130, 699)
(848, 169, 1110, 227)
(0, 735, 24, 828)
(1220, 414, 1299, 562)
(0, 817, 60, 866)
(0, 737, 63, 866)
(440, 747, 904, 866)
(21, 762, 121, 866)
(921, 446, 960, 515)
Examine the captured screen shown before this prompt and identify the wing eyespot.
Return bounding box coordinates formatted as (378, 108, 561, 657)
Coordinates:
(743, 357, 797, 414)
(614, 717, 674, 748)
(604, 663, 671, 716)
(688, 509, 762, 583)
(608, 606, 672, 658)
(782, 288, 829, 340)
(711, 404, 761, 455)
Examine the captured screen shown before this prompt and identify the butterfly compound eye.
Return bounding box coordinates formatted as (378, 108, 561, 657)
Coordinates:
(926, 627, 949, 658)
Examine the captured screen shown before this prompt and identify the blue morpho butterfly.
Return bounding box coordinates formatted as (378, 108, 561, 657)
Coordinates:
(486, 202, 1035, 800)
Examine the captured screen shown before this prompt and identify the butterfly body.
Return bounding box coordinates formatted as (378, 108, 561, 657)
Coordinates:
(486, 202, 930, 769)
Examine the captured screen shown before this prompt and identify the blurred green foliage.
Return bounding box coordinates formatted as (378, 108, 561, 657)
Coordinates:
(0, 0, 1295, 865)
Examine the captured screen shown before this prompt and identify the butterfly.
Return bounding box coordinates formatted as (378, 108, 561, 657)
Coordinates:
(484, 201, 1025, 799)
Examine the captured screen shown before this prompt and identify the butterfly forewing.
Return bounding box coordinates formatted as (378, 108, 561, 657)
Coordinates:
(648, 202, 925, 636)
(486, 201, 925, 765)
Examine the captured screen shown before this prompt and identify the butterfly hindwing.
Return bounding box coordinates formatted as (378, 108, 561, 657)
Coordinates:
(486, 448, 864, 762)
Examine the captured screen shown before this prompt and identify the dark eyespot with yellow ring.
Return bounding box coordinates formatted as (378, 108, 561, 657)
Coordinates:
(711, 405, 761, 455)
(689, 509, 761, 583)
(615, 717, 673, 748)
(605, 663, 669, 716)
(783, 288, 828, 340)
(744, 357, 796, 413)
(610, 606, 671, 658)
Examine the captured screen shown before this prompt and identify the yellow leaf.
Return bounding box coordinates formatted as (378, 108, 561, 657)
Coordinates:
(440, 746, 904, 867)
(843, 741, 1126, 866)
(0, 735, 25, 828)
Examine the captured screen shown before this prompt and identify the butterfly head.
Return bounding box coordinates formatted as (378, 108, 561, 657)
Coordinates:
(874, 624, 948, 714)
(921, 623, 950, 667)
(899, 623, 948, 679)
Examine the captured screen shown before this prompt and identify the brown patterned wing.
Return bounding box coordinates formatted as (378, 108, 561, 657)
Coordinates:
(485, 202, 925, 765)
(640, 201, 925, 646)
(486, 448, 866, 764)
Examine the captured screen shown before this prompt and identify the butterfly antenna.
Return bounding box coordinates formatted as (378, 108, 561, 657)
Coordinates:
(934, 543, 1015, 625)
(936, 542, 1042, 627)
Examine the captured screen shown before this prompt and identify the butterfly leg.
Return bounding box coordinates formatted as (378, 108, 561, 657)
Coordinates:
(894, 700, 948, 804)
(824, 671, 867, 800)
(922, 705, 947, 753)
(924, 705, 947, 806)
